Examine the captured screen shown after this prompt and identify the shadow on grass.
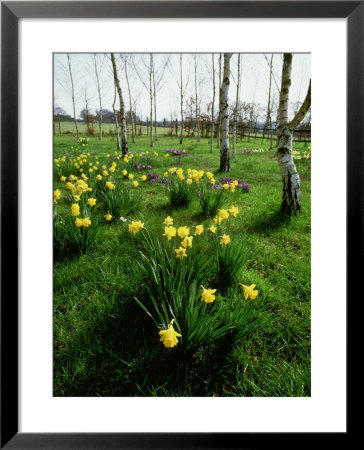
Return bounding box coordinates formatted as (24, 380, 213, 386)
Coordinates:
(247, 207, 292, 235)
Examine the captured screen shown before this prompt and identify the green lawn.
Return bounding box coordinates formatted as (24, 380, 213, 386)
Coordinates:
(53, 133, 311, 397)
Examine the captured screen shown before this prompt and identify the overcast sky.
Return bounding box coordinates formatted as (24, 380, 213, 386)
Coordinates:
(53, 53, 310, 122)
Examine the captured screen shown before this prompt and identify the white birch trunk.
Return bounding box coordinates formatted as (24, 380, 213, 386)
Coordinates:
(210, 53, 215, 153)
(219, 53, 232, 173)
(112, 85, 121, 151)
(93, 54, 103, 140)
(277, 53, 307, 213)
(194, 55, 200, 142)
(149, 54, 154, 148)
(152, 58, 158, 142)
(232, 53, 241, 157)
(111, 53, 128, 156)
(67, 54, 79, 139)
(216, 53, 222, 148)
(179, 54, 184, 145)
(124, 60, 135, 144)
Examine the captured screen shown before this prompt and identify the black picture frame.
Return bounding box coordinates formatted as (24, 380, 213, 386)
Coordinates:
(1, 1, 358, 448)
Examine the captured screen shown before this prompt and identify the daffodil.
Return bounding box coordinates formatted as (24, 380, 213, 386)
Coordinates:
(163, 216, 173, 226)
(129, 220, 144, 233)
(164, 226, 176, 240)
(122, 169, 128, 176)
(177, 226, 190, 238)
(181, 236, 193, 248)
(194, 225, 204, 235)
(75, 218, 83, 227)
(53, 189, 61, 203)
(159, 323, 182, 348)
(128, 173, 134, 180)
(60, 176, 67, 182)
(88, 198, 97, 207)
(104, 212, 112, 221)
(229, 206, 239, 217)
(96, 174, 102, 181)
(209, 225, 217, 233)
(175, 247, 187, 258)
(223, 183, 230, 190)
(82, 218, 91, 227)
(201, 287, 217, 303)
(219, 234, 231, 245)
(141, 175, 147, 181)
(218, 209, 229, 220)
(186, 178, 193, 185)
(133, 181, 139, 187)
(71, 203, 80, 217)
(238, 283, 259, 300)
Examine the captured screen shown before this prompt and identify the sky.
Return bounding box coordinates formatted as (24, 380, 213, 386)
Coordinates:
(53, 53, 311, 122)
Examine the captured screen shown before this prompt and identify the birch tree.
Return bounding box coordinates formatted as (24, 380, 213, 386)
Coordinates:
(210, 53, 216, 153)
(92, 54, 103, 140)
(124, 58, 136, 144)
(216, 53, 222, 148)
(111, 53, 128, 156)
(66, 54, 79, 139)
(277, 53, 311, 213)
(179, 54, 184, 145)
(112, 85, 121, 150)
(219, 53, 232, 173)
(149, 53, 154, 147)
(232, 53, 241, 157)
(194, 54, 200, 142)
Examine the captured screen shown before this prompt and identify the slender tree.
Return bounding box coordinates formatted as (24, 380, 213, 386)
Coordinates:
(219, 53, 232, 173)
(112, 84, 121, 150)
(149, 54, 154, 147)
(194, 54, 201, 142)
(210, 53, 216, 153)
(66, 54, 79, 139)
(152, 57, 158, 141)
(124, 58, 136, 144)
(92, 54, 103, 140)
(216, 53, 222, 148)
(232, 53, 241, 157)
(179, 54, 184, 145)
(111, 53, 128, 156)
(277, 53, 311, 213)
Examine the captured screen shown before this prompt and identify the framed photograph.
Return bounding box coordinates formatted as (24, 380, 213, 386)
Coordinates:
(1, 1, 357, 448)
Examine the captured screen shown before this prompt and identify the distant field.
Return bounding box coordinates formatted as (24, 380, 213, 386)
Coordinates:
(54, 121, 176, 136)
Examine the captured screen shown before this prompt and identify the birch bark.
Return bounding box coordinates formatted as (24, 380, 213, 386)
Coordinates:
(149, 54, 154, 148)
(67, 54, 79, 139)
(210, 53, 216, 153)
(179, 54, 184, 145)
(232, 53, 241, 157)
(277, 53, 311, 213)
(219, 53, 232, 173)
(124, 59, 135, 144)
(111, 53, 128, 156)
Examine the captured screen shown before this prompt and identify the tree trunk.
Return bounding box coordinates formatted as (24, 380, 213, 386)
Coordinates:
(124, 59, 135, 144)
(67, 54, 79, 139)
(93, 54, 103, 140)
(194, 55, 200, 142)
(111, 53, 128, 155)
(210, 53, 215, 153)
(152, 57, 158, 142)
(112, 85, 121, 150)
(179, 54, 184, 145)
(232, 53, 241, 157)
(277, 53, 310, 213)
(216, 53, 222, 148)
(149, 54, 154, 147)
(219, 53, 232, 173)
(58, 114, 61, 134)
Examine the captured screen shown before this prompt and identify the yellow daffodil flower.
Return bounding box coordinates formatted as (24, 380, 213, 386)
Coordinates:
(159, 323, 182, 348)
(164, 226, 176, 240)
(194, 225, 204, 235)
(88, 198, 96, 207)
(163, 216, 173, 226)
(129, 220, 144, 233)
(53, 189, 61, 203)
(209, 225, 217, 233)
(238, 283, 259, 300)
(218, 209, 229, 220)
(219, 234, 231, 245)
(201, 287, 217, 303)
(82, 218, 91, 227)
(181, 236, 193, 248)
(175, 247, 187, 258)
(133, 181, 139, 188)
(75, 218, 83, 227)
(105, 213, 112, 221)
(71, 203, 80, 217)
(128, 174, 134, 180)
(229, 206, 239, 217)
(60, 176, 67, 182)
(141, 175, 147, 181)
(177, 226, 190, 238)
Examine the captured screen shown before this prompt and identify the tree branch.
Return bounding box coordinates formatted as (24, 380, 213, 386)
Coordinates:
(289, 80, 311, 130)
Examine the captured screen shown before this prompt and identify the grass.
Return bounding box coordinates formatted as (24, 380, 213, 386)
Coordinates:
(53, 133, 311, 397)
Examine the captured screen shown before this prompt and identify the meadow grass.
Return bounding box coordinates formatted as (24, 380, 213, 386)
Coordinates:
(53, 133, 311, 397)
